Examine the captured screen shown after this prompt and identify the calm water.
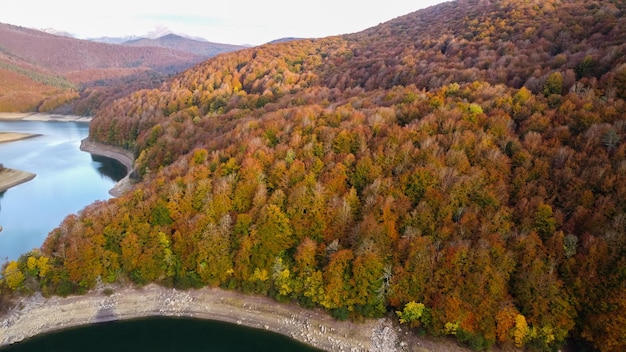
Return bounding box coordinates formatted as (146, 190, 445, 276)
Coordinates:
(0, 120, 126, 262)
(0, 317, 322, 352)
(0, 119, 321, 351)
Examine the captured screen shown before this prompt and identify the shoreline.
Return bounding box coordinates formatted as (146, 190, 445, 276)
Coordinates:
(0, 114, 471, 351)
(0, 168, 36, 193)
(0, 112, 91, 122)
(0, 113, 132, 195)
(0, 112, 93, 193)
(79, 139, 135, 197)
(0, 132, 40, 192)
(0, 132, 41, 144)
(0, 285, 409, 351)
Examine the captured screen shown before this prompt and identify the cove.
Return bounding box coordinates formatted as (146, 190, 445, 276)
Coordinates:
(0, 118, 332, 352)
(0, 317, 321, 352)
(0, 119, 125, 261)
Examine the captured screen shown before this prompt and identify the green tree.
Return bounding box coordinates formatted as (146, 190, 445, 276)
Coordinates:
(543, 72, 563, 96)
(352, 253, 386, 317)
(602, 129, 620, 152)
(322, 249, 354, 311)
(251, 205, 294, 271)
(533, 203, 556, 240)
(197, 216, 234, 286)
(397, 301, 430, 328)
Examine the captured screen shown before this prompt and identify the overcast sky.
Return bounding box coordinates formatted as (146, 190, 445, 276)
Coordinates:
(0, 0, 448, 45)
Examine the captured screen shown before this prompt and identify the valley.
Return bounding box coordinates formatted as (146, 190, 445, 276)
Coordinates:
(0, 1, 625, 351)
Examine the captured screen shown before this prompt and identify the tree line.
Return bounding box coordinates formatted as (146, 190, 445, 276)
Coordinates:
(2, 0, 626, 350)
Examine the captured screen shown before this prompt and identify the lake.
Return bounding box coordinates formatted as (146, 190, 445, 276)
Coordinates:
(0, 120, 126, 262)
(0, 119, 322, 352)
(0, 316, 321, 352)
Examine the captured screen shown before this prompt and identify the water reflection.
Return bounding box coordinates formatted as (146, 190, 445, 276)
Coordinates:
(0, 120, 123, 261)
(91, 154, 128, 183)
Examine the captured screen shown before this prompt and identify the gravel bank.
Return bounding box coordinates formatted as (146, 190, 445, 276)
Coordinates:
(0, 168, 36, 192)
(79, 139, 135, 197)
(0, 132, 40, 144)
(0, 113, 91, 122)
(0, 285, 416, 351)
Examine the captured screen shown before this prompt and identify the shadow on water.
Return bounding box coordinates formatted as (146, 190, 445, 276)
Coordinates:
(90, 154, 127, 182)
(0, 316, 323, 352)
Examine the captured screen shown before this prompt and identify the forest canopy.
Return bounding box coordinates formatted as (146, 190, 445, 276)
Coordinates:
(3, 0, 626, 351)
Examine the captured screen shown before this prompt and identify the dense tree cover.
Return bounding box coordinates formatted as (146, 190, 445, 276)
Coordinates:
(0, 66, 79, 112)
(2, 0, 626, 351)
(0, 22, 207, 114)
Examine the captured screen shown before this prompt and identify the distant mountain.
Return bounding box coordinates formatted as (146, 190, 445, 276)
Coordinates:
(123, 34, 248, 58)
(40, 28, 75, 38)
(90, 26, 212, 45)
(0, 23, 206, 74)
(266, 37, 303, 44)
(89, 35, 143, 45)
(144, 25, 174, 40)
(78, 1, 626, 351)
(91, 26, 179, 44)
(0, 22, 207, 114)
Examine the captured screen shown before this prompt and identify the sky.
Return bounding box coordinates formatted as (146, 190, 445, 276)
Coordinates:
(0, 0, 448, 46)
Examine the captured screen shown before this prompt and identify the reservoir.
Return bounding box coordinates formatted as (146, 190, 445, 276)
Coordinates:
(0, 317, 321, 351)
(0, 119, 125, 262)
(0, 118, 322, 351)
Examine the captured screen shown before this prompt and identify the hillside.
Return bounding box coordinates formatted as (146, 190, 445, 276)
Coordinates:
(3, 0, 625, 351)
(122, 34, 248, 58)
(0, 23, 209, 114)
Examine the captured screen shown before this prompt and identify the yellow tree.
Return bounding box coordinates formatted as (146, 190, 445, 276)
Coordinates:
(3, 261, 24, 291)
(250, 204, 294, 271)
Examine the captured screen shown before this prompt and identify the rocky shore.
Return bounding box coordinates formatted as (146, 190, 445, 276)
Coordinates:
(0, 112, 91, 122)
(0, 113, 91, 193)
(0, 113, 473, 351)
(0, 132, 40, 192)
(0, 284, 424, 351)
(79, 139, 135, 197)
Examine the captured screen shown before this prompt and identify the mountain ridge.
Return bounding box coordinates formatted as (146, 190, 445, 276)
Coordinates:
(0, 22, 244, 114)
(122, 33, 248, 58)
(2, 1, 626, 351)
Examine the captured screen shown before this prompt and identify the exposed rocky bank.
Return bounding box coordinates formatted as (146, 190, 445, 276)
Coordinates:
(0, 284, 453, 351)
(80, 139, 135, 196)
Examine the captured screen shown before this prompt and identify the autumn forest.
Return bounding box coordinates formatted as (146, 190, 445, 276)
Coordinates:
(2, 0, 626, 351)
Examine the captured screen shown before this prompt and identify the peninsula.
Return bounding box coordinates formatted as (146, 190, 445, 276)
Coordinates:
(0, 132, 39, 192)
(0, 113, 90, 192)
(0, 167, 36, 193)
(0, 132, 40, 144)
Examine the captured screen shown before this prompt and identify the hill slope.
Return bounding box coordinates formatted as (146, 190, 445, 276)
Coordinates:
(0, 23, 210, 114)
(122, 34, 248, 58)
(4, 1, 626, 351)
